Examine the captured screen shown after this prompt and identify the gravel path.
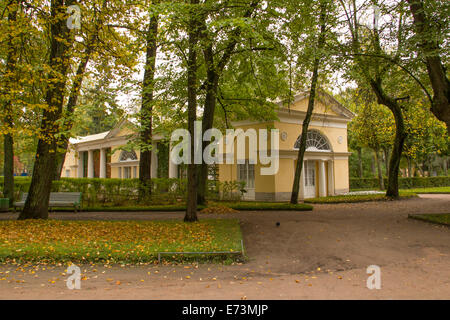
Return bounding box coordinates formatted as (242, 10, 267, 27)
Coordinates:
(0, 194, 449, 299)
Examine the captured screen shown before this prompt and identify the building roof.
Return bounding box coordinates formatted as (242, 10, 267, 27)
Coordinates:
(277, 91, 356, 120)
(69, 131, 110, 144)
(68, 119, 164, 146)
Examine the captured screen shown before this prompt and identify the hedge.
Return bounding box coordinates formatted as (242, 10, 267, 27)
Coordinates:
(0, 177, 245, 206)
(350, 176, 450, 190)
(304, 192, 417, 204)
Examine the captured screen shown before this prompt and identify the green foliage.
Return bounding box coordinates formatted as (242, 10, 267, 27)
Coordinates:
(0, 177, 187, 207)
(216, 180, 247, 201)
(404, 187, 450, 194)
(408, 214, 450, 227)
(0, 177, 254, 206)
(220, 201, 313, 211)
(304, 192, 417, 204)
(350, 176, 450, 190)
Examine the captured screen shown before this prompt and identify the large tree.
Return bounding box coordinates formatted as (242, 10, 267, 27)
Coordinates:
(138, 4, 159, 201)
(1, 1, 20, 205)
(290, 0, 330, 203)
(184, 0, 201, 222)
(406, 0, 450, 134)
(338, 0, 411, 198)
(195, 0, 261, 205)
(19, 0, 76, 219)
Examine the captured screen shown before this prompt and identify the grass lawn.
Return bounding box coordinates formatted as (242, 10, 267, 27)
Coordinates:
(0, 219, 243, 264)
(350, 186, 450, 194)
(221, 202, 313, 211)
(304, 191, 417, 204)
(403, 186, 450, 194)
(408, 214, 450, 226)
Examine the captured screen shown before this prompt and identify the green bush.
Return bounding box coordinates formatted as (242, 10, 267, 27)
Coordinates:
(0, 177, 248, 207)
(216, 181, 246, 201)
(0, 177, 187, 207)
(304, 191, 417, 204)
(350, 176, 450, 190)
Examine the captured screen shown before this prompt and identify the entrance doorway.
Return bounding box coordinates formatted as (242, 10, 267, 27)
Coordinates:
(304, 160, 316, 198)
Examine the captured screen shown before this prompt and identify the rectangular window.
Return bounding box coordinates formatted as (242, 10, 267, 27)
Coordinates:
(123, 167, 131, 179)
(304, 161, 315, 187)
(118, 167, 122, 179)
(237, 160, 255, 189)
(65, 170, 70, 178)
(133, 166, 137, 178)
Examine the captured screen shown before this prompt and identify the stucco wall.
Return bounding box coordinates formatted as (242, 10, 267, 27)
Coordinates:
(61, 148, 78, 178)
(334, 159, 350, 194)
(275, 122, 348, 153)
(274, 158, 295, 193)
(288, 97, 341, 116)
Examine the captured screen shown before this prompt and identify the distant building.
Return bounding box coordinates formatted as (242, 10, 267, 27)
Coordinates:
(62, 120, 178, 179)
(62, 91, 354, 200)
(218, 92, 354, 200)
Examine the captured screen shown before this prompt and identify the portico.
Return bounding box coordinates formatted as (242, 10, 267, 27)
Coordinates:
(62, 120, 179, 179)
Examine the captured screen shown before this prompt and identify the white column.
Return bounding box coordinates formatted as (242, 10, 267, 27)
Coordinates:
(168, 142, 178, 178)
(151, 142, 158, 178)
(328, 160, 335, 196)
(87, 149, 94, 178)
(99, 148, 107, 178)
(77, 151, 84, 178)
(319, 160, 327, 197)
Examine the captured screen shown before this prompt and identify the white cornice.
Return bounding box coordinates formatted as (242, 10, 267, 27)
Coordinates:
(110, 160, 139, 167)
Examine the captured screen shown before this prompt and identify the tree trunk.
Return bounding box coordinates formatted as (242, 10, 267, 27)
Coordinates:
(196, 44, 218, 206)
(427, 157, 433, 177)
(386, 112, 406, 196)
(2, 2, 19, 206)
(414, 161, 422, 176)
(185, 0, 200, 222)
(196, 0, 259, 205)
(54, 0, 106, 180)
(374, 150, 384, 190)
(357, 148, 363, 178)
(291, 2, 327, 204)
(54, 51, 92, 180)
(369, 78, 406, 199)
(3, 133, 14, 205)
(383, 148, 389, 177)
(444, 156, 448, 176)
(407, 0, 450, 134)
(407, 157, 412, 178)
(371, 155, 376, 176)
(19, 0, 73, 219)
(138, 11, 158, 202)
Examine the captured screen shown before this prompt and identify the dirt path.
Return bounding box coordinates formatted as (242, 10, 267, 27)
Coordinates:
(0, 194, 449, 299)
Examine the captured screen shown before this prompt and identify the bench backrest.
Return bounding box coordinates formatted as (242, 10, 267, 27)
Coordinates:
(20, 192, 82, 204)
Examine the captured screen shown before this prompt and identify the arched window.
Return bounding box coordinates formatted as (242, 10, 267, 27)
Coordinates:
(294, 130, 331, 152)
(119, 150, 138, 161)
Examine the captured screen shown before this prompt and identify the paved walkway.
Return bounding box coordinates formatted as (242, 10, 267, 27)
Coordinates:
(0, 194, 449, 299)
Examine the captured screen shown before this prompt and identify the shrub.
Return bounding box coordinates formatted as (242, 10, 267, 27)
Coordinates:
(216, 181, 246, 201)
(0, 177, 188, 207)
(350, 176, 450, 190)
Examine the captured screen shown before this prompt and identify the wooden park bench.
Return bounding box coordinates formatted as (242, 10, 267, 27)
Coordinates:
(14, 192, 82, 212)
